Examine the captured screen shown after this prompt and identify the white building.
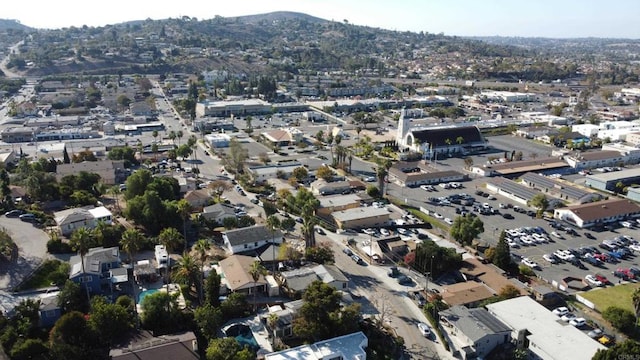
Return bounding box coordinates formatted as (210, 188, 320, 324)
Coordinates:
(553, 198, 640, 228)
(519, 112, 568, 125)
(486, 296, 605, 360)
(480, 90, 537, 102)
(204, 133, 231, 148)
(265, 331, 368, 360)
(571, 124, 600, 138)
(222, 225, 283, 254)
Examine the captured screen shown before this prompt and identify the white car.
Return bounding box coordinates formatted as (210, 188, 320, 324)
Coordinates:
(620, 221, 633, 228)
(420, 185, 432, 191)
(417, 322, 431, 337)
(521, 258, 539, 269)
(507, 240, 520, 248)
(444, 218, 453, 225)
(363, 228, 377, 236)
(380, 228, 390, 236)
(552, 306, 569, 316)
(585, 274, 603, 287)
(551, 231, 563, 239)
(543, 254, 558, 264)
(433, 213, 443, 219)
(561, 313, 577, 322)
(570, 317, 586, 327)
(629, 244, 640, 253)
(397, 228, 408, 235)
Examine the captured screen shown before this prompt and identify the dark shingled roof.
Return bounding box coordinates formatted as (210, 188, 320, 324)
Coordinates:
(411, 126, 484, 147)
(224, 225, 283, 246)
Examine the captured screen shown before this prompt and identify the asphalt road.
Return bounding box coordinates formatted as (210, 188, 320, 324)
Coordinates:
(320, 232, 453, 360)
(0, 216, 49, 290)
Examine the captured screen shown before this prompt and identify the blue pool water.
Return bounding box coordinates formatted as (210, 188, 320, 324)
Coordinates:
(225, 324, 258, 350)
(138, 289, 159, 305)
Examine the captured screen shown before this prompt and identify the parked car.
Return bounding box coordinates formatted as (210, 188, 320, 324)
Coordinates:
(585, 274, 603, 287)
(570, 317, 586, 327)
(521, 258, 540, 269)
(543, 254, 558, 264)
(584, 232, 596, 240)
(552, 307, 569, 316)
(417, 322, 431, 337)
(587, 329, 603, 339)
(351, 255, 365, 265)
(397, 275, 412, 285)
(18, 213, 37, 222)
(5, 209, 25, 218)
(342, 248, 353, 256)
(561, 313, 577, 322)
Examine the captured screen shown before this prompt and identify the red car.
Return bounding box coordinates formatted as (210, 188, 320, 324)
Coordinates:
(595, 274, 609, 284)
(616, 268, 635, 280)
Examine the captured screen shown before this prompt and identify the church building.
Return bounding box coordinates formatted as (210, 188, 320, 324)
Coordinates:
(395, 108, 488, 157)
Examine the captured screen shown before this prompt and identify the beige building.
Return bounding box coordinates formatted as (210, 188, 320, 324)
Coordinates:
(332, 207, 391, 229)
(56, 160, 126, 185)
(626, 132, 640, 146)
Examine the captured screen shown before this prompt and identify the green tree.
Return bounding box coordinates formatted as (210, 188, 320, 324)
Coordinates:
(375, 158, 392, 196)
(449, 214, 484, 246)
(49, 311, 99, 360)
(592, 340, 640, 360)
(316, 166, 333, 181)
(124, 169, 153, 199)
(69, 227, 96, 300)
(58, 280, 88, 314)
(493, 230, 511, 270)
(119, 228, 144, 266)
(528, 193, 549, 218)
(602, 306, 636, 334)
(292, 166, 308, 181)
(292, 281, 350, 342)
(140, 291, 185, 335)
(204, 268, 222, 307)
(305, 243, 334, 264)
(172, 252, 201, 299)
(249, 261, 266, 312)
(219, 293, 250, 321)
(205, 337, 254, 360)
(10, 338, 49, 360)
(158, 227, 184, 253)
(194, 304, 223, 341)
(633, 288, 640, 335)
(88, 296, 133, 346)
(177, 199, 193, 251)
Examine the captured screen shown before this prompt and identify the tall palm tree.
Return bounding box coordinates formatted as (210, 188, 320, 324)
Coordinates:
(120, 228, 144, 265)
(173, 252, 200, 298)
(301, 215, 317, 248)
(168, 130, 177, 146)
(375, 158, 392, 196)
(70, 227, 96, 301)
(108, 185, 122, 214)
(249, 261, 267, 312)
(158, 227, 184, 254)
(193, 239, 210, 303)
(176, 130, 184, 146)
(266, 215, 281, 273)
(176, 199, 192, 251)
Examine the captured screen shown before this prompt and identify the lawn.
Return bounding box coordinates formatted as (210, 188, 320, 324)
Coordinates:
(15, 259, 70, 291)
(580, 283, 640, 314)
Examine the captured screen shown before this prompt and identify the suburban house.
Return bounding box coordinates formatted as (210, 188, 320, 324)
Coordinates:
(262, 300, 304, 342)
(553, 198, 640, 228)
(310, 179, 353, 196)
(222, 225, 284, 255)
(54, 206, 113, 236)
(56, 160, 126, 185)
(261, 128, 304, 147)
(217, 255, 270, 296)
(278, 265, 349, 298)
(38, 294, 62, 328)
(440, 281, 496, 308)
(200, 203, 237, 224)
(247, 162, 303, 184)
(332, 207, 391, 230)
(264, 331, 368, 360)
(486, 296, 605, 360)
(460, 258, 528, 297)
(439, 306, 511, 360)
(109, 331, 199, 360)
(183, 189, 211, 208)
(69, 246, 121, 294)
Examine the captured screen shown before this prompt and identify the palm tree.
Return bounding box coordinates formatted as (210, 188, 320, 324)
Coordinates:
(168, 130, 177, 146)
(192, 238, 211, 303)
(177, 130, 184, 146)
(375, 158, 392, 196)
(266, 215, 281, 273)
(301, 215, 317, 248)
(158, 227, 184, 254)
(108, 185, 122, 214)
(173, 252, 200, 297)
(152, 130, 159, 145)
(120, 228, 144, 266)
(249, 261, 267, 312)
(177, 199, 193, 251)
(70, 227, 96, 300)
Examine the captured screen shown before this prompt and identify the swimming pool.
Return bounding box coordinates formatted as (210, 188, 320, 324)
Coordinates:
(225, 324, 258, 350)
(137, 289, 159, 305)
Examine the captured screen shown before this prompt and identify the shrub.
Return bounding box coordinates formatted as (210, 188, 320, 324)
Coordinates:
(602, 306, 636, 334)
(47, 239, 72, 254)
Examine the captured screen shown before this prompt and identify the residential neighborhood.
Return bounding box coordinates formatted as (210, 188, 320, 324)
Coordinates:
(0, 7, 639, 360)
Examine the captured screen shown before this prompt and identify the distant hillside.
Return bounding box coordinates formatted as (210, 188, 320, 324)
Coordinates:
(231, 11, 328, 25)
(0, 19, 32, 31)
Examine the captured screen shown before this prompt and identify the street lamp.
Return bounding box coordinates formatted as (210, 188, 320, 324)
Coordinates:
(425, 255, 434, 292)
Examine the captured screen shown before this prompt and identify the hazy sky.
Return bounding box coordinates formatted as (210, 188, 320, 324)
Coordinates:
(4, 0, 640, 38)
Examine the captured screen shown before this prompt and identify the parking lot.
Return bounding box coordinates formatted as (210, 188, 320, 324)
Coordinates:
(387, 173, 640, 293)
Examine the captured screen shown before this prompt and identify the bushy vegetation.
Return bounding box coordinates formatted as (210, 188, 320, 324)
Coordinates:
(15, 259, 69, 291)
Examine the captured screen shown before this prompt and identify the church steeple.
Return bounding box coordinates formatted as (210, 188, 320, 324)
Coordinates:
(396, 107, 410, 148)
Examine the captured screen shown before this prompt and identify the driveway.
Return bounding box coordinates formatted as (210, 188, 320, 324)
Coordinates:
(0, 216, 50, 290)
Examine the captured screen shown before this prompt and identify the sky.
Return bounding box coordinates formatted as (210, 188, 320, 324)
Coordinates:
(3, 0, 640, 39)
